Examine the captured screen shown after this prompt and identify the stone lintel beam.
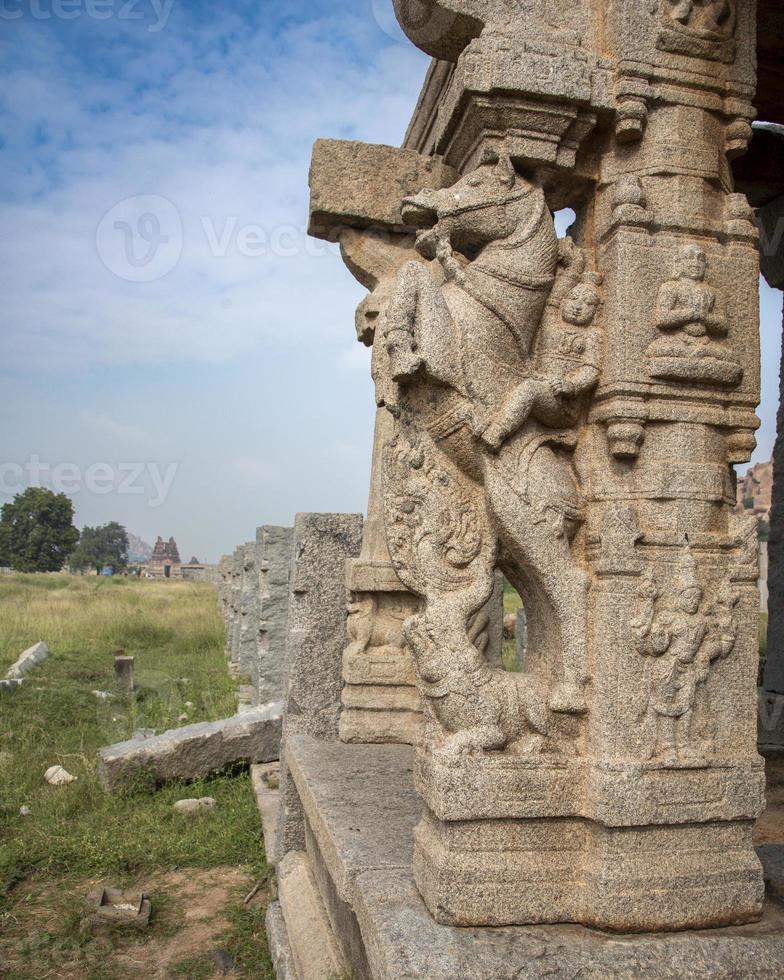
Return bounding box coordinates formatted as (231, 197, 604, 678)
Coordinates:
(307, 139, 457, 240)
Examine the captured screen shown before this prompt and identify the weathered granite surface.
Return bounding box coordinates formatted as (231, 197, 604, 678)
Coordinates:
(309, 139, 457, 237)
(97, 702, 282, 789)
(237, 541, 259, 691)
(280, 735, 784, 980)
(256, 525, 293, 706)
(308, 139, 507, 748)
(274, 513, 363, 863)
(306, 0, 766, 933)
(277, 850, 346, 980)
(217, 526, 293, 712)
(265, 901, 294, 980)
(250, 761, 280, 861)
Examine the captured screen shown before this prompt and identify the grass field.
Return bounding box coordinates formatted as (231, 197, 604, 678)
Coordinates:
(0, 574, 273, 980)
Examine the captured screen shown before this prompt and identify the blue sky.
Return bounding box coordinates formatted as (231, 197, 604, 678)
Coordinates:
(0, 0, 781, 562)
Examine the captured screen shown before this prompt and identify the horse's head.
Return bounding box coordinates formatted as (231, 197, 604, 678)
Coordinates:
(401, 149, 528, 257)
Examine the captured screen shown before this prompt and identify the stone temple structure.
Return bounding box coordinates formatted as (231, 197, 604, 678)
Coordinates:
(145, 536, 182, 579)
(736, 459, 773, 517)
(263, 1, 784, 977)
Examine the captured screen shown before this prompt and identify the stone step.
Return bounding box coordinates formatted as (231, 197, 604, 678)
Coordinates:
(277, 851, 346, 980)
(250, 762, 280, 863)
(339, 708, 421, 746)
(341, 684, 419, 712)
(280, 735, 784, 980)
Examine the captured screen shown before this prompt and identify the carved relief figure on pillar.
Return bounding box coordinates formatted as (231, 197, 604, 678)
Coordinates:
(646, 243, 743, 386)
(477, 241, 603, 451)
(378, 148, 602, 758)
(632, 544, 737, 767)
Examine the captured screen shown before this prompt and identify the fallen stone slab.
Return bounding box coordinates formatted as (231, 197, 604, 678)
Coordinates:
(97, 702, 283, 790)
(5, 641, 49, 681)
(0, 679, 23, 695)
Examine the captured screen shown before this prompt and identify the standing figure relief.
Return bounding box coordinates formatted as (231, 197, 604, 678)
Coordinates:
(377, 149, 604, 757)
(631, 544, 738, 767)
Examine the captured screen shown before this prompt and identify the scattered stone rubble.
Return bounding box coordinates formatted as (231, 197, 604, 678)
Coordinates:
(1, 641, 49, 693)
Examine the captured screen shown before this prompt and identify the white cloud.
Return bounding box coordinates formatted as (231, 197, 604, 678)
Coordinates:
(78, 409, 159, 448)
(0, 4, 429, 376)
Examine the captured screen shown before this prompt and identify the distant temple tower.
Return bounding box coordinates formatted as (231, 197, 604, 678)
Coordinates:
(736, 460, 773, 520)
(146, 536, 182, 579)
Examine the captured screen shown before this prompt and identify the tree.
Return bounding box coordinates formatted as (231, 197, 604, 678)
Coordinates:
(69, 522, 129, 574)
(0, 488, 79, 573)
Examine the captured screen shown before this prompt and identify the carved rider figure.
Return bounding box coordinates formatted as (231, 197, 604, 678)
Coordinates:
(478, 245, 603, 451)
(376, 150, 599, 755)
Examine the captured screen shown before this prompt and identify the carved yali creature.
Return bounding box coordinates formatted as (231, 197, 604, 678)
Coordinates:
(647, 244, 742, 386)
(631, 544, 737, 767)
(379, 150, 600, 756)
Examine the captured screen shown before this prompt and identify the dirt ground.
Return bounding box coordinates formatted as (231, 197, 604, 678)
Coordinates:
(3, 759, 784, 979)
(0, 866, 270, 980)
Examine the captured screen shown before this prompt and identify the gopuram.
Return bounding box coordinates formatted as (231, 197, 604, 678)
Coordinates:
(267, 2, 784, 976)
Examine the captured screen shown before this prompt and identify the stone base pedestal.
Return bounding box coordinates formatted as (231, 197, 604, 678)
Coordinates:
(269, 736, 784, 980)
(415, 812, 762, 931)
(413, 747, 765, 930)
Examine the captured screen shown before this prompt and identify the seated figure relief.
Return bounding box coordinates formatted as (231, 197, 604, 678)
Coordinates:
(647, 244, 742, 386)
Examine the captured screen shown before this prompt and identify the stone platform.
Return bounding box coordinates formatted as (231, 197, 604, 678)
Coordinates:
(270, 736, 784, 980)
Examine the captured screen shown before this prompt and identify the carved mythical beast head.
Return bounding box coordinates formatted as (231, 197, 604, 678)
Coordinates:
(401, 148, 531, 259)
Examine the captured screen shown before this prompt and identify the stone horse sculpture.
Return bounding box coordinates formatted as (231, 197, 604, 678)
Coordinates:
(379, 149, 600, 756)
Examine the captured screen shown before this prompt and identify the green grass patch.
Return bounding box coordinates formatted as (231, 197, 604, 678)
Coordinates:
(0, 574, 272, 978)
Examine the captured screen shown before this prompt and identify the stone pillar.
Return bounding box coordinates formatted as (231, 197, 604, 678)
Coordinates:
(308, 141, 507, 746)
(114, 655, 134, 693)
(227, 546, 244, 676)
(274, 513, 363, 862)
(235, 542, 259, 710)
(255, 525, 293, 706)
(322, 0, 764, 932)
(217, 555, 232, 638)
